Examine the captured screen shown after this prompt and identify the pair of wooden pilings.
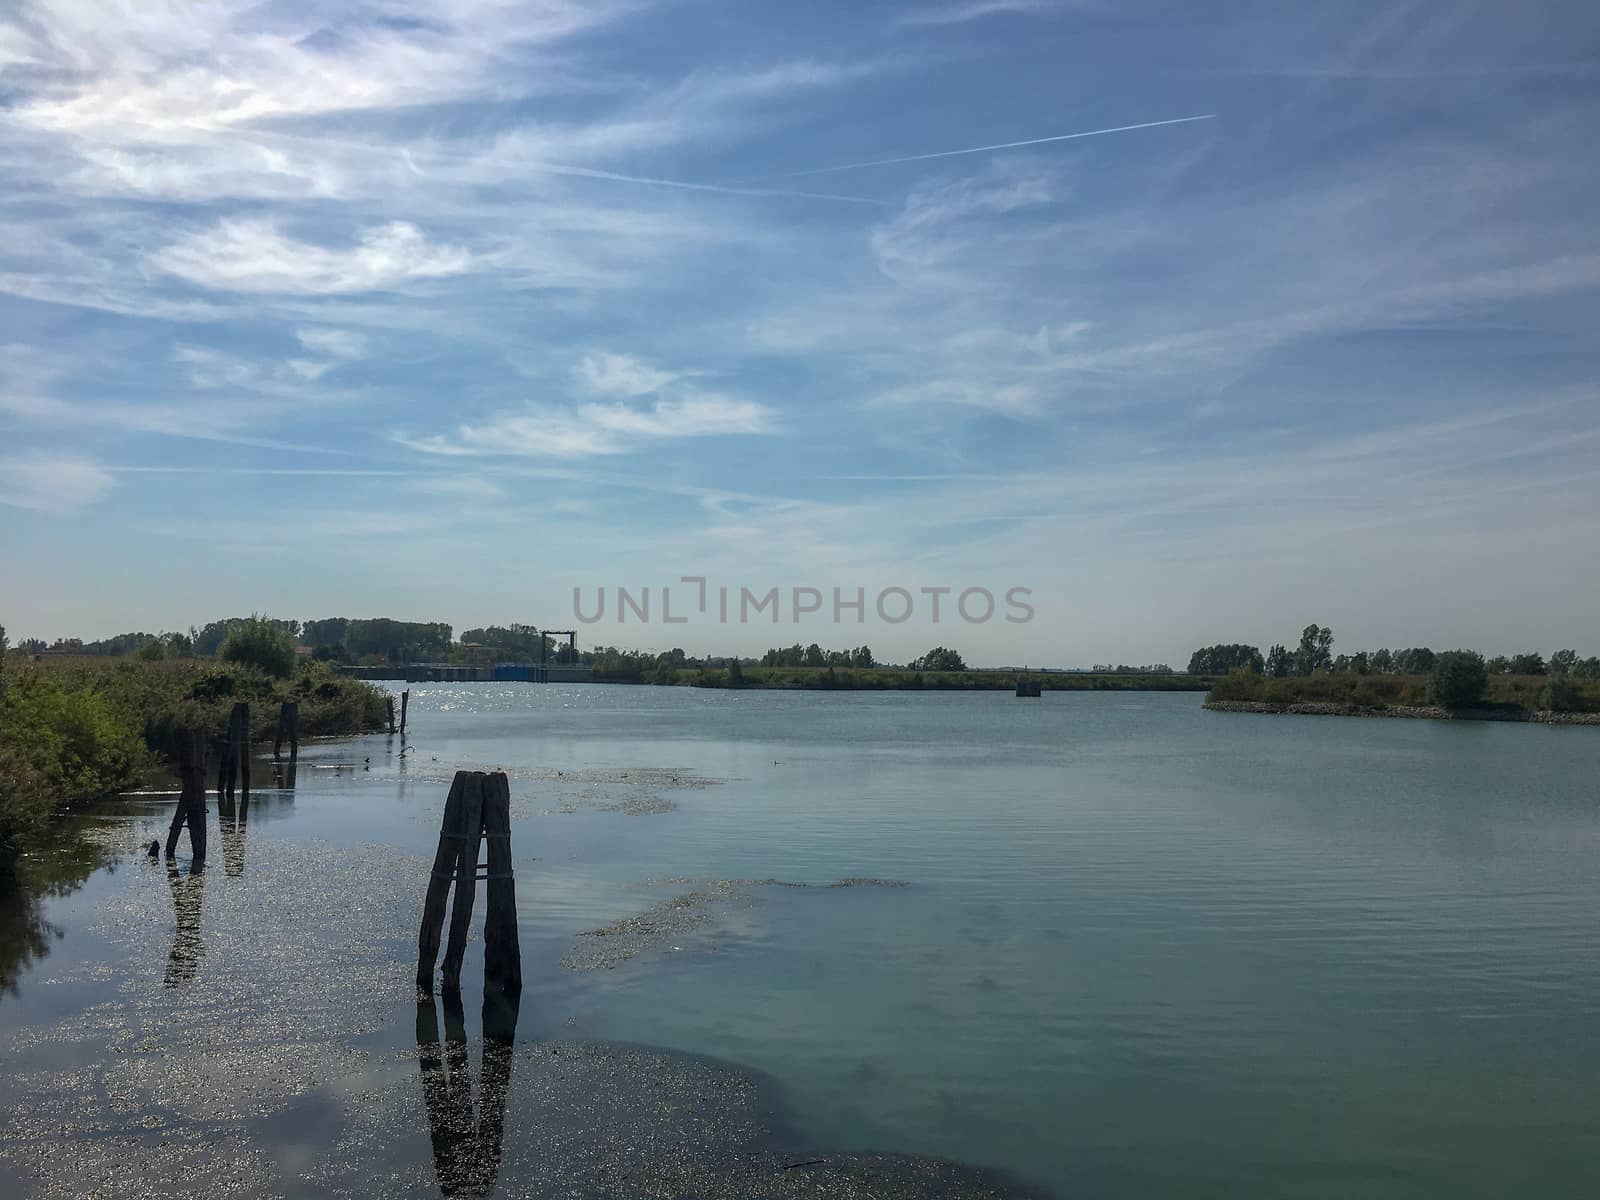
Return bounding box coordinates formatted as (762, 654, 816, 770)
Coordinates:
(417, 771, 522, 996)
(388, 689, 411, 737)
(272, 700, 299, 759)
(167, 700, 250, 860)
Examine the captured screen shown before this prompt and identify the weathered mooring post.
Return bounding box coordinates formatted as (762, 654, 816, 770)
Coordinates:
(387, 695, 397, 735)
(417, 771, 522, 995)
(400, 689, 411, 738)
(272, 700, 299, 760)
(165, 727, 208, 861)
(214, 701, 249, 799)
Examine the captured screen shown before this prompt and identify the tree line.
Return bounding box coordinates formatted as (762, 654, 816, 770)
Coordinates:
(1191, 624, 1600, 681)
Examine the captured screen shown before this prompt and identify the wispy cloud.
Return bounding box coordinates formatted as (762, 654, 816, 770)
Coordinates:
(573, 351, 681, 397)
(402, 391, 774, 459)
(896, 1, 1066, 28)
(151, 219, 473, 295)
(296, 327, 368, 360)
(0, 450, 116, 513)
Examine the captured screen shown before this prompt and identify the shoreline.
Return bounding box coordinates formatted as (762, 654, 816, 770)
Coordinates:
(1203, 699, 1600, 725)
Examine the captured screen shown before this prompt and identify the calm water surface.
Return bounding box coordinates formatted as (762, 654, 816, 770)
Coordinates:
(5, 685, 1600, 1197)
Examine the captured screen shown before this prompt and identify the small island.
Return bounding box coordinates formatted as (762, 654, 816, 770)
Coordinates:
(1194, 626, 1600, 725)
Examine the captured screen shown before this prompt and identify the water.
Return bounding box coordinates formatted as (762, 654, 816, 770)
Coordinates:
(4, 685, 1600, 1198)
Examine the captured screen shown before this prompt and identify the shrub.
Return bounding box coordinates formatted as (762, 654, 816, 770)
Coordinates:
(1208, 669, 1266, 702)
(219, 616, 296, 678)
(1428, 651, 1488, 709)
(1541, 674, 1581, 712)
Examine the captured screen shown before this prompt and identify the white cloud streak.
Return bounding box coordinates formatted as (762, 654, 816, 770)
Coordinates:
(0, 450, 116, 513)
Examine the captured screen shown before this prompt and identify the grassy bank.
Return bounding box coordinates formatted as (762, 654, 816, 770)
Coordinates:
(1206, 671, 1600, 715)
(0, 656, 388, 880)
(649, 666, 1215, 691)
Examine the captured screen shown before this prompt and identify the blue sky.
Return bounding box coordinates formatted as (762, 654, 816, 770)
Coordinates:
(2, 0, 1597, 664)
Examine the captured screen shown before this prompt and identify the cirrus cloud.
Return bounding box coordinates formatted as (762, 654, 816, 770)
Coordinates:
(149, 218, 472, 294)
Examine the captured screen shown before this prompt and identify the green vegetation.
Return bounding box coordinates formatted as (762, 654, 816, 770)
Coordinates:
(0, 651, 389, 880)
(219, 615, 297, 678)
(1428, 651, 1489, 709)
(1207, 660, 1600, 716)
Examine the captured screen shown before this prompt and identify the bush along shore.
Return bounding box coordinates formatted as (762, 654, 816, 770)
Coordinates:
(0, 653, 389, 883)
(1203, 657, 1600, 725)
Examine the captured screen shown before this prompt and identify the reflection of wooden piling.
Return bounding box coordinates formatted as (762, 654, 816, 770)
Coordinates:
(416, 984, 519, 1198)
(165, 727, 209, 860)
(400, 689, 410, 738)
(417, 771, 521, 995)
(273, 700, 299, 760)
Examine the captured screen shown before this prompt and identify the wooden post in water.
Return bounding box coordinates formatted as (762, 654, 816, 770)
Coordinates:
(165, 728, 208, 860)
(439, 776, 484, 991)
(481, 773, 522, 995)
(417, 774, 468, 988)
(417, 770, 521, 995)
(236, 702, 250, 799)
(273, 700, 299, 760)
(400, 689, 410, 738)
(387, 695, 397, 735)
(215, 713, 231, 799)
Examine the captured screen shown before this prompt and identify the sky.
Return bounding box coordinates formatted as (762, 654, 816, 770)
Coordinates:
(1, 0, 1597, 665)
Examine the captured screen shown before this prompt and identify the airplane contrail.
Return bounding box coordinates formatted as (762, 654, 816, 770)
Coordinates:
(752, 113, 1217, 180)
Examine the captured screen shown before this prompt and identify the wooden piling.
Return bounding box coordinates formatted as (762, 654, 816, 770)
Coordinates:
(417, 774, 468, 988)
(481, 773, 522, 995)
(236, 702, 250, 799)
(273, 700, 299, 760)
(387, 695, 397, 735)
(417, 770, 521, 995)
(165, 728, 208, 860)
(439, 776, 484, 991)
(400, 689, 410, 738)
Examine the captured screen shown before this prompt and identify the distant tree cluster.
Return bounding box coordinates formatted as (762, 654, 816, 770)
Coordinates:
(907, 646, 966, 672)
(760, 644, 877, 668)
(1187, 644, 1264, 675)
(1091, 663, 1174, 675)
(1198, 621, 1600, 711)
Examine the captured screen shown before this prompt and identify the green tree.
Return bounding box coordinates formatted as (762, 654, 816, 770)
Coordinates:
(136, 640, 166, 662)
(1265, 644, 1291, 677)
(1293, 624, 1333, 676)
(1188, 644, 1264, 675)
(910, 646, 966, 672)
(851, 645, 876, 668)
(219, 616, 297, 678)
(727, 658, 745, 687)
(1428, 650, 1488, 709)
(1371, 648, 1394, 673)
(1541, 673, 1581, 712)
(1574, 657, 1600, 681)
(1508, 652, 1546, 675)
(1396, 647, 1435, 675)
(1549, 649, 1578, 677)
(802, 643, 826, 668)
